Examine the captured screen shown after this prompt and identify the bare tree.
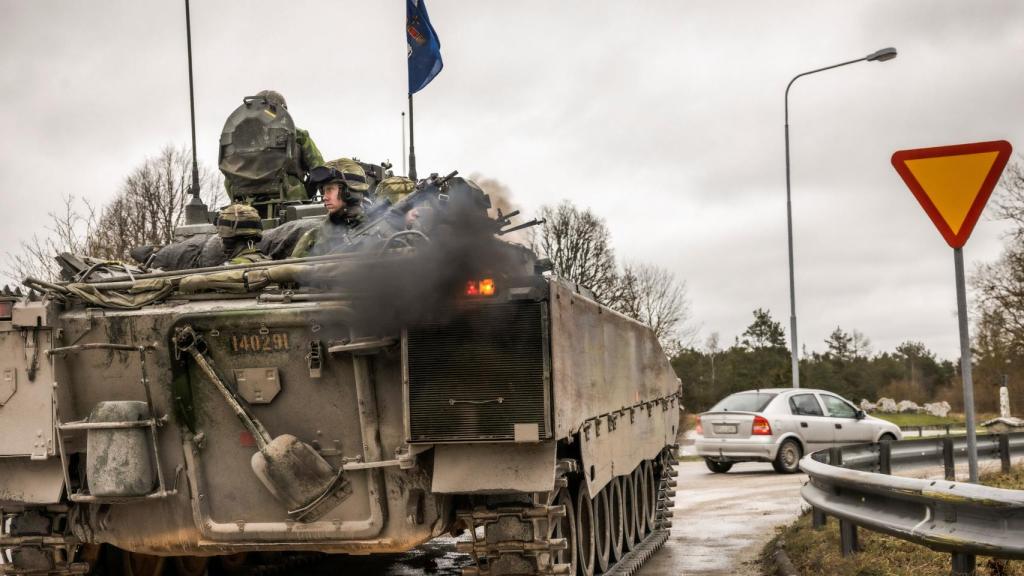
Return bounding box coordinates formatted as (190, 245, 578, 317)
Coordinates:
(4, 144, 221, 283)
(615, 262, 694, 352)
(531, 201, 621, 304)
(86, 145, 222, 260)
(4, 195, 96, 283)
(994, 159, 1024, 235)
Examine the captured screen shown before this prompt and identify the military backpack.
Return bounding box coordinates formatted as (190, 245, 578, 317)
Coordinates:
(218, 95, 302, 201)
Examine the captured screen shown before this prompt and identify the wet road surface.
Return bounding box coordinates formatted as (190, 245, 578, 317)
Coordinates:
(313, 459, 807, 575)
(635, 461, 807, 576)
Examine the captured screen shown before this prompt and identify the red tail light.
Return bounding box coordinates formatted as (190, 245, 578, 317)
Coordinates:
(695, 419, 703, 436)
(752, 415, 772, 435)
(465, 278, 496, 297)
(0, 302, 11, 321)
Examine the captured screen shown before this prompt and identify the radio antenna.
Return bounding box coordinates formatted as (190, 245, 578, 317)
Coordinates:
(183, 0, 208, 225)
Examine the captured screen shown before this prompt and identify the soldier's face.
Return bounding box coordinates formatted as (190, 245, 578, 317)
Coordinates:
(322, 183, 345, 215)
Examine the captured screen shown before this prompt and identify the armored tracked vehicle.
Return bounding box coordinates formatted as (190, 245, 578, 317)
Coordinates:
(0, 174, 681, 576)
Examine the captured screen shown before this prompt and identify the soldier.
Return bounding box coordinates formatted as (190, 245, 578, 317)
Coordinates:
(217, 204, 270, 265)
(219, 89, 324, 212)
(291, 158, 371, 258)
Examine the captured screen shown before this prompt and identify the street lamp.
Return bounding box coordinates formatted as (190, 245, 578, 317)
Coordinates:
(784, 46, 897, 388)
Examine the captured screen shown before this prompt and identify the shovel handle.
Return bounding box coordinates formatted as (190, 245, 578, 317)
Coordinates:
(177, 327, 272, 449)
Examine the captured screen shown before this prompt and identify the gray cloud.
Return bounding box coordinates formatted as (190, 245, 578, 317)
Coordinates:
(3, 0, 1022, 360)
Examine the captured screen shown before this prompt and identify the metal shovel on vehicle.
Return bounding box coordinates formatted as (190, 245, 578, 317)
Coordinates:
(174, 326, 352, 522)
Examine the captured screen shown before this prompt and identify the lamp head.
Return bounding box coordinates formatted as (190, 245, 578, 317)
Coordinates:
(866, 47, 897, 62)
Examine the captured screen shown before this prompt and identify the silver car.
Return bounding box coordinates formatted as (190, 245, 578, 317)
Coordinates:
(694, 388, 902, 474)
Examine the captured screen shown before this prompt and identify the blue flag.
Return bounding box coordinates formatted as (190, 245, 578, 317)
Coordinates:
(407, 0, 443, 94)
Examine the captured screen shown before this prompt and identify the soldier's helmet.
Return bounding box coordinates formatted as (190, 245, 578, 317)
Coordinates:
(376, 176, 415, 205)
(217, 203, 263, 239)
(255, 89, 287, 110)
(308, 158, 370, 194)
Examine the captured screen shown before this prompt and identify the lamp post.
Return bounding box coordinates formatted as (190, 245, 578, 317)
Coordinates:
(784, 47, 897, 388)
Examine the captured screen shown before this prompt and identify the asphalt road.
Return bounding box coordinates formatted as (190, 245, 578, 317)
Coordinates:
(312, 459, 808, 576)
(636, 460, 807, 576)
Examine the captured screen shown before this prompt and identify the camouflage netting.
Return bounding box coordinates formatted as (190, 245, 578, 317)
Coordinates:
(177, 264, 307, 294)
(64, 278, 174, 309)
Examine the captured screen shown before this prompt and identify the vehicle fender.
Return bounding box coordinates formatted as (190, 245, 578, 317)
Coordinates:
(431, 441, 558, 494)
(875, 428, 901, 442)
(774, 432, 805, 457)
(0, 458, 65, 506)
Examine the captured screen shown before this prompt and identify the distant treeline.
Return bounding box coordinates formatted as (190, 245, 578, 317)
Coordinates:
(671, 308, 964, 413)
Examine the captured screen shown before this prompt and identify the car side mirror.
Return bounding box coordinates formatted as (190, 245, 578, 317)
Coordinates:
(855, 409, 866, 420)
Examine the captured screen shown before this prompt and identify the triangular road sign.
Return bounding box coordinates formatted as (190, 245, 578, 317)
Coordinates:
(892, 140, 1012, 248)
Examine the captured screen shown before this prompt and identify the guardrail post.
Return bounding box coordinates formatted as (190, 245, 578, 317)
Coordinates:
(999, 433, 1011, 474)
(945, 424, 951, 436)
(839, 519, 859, 556)
(942, 437, 956, 481)
(879, 441, 892, 475)
(811, 507, 826, 529)
(951, 552, 976, 576)
(918, 426, 924, 437)
(829, 447, 843, 467)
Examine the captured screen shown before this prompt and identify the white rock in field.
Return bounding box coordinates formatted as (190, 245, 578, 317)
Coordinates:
(859, 399, 877, 412)
(923, 401, 951, 418)
(875, 397, 898, 413)
(896, 400, 921, 413)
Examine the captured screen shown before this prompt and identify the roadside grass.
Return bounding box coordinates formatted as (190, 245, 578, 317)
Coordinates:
(761, 464, 1024, 576)
(869, 412, 962, 427)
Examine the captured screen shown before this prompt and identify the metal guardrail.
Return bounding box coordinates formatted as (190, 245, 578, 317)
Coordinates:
(800, 432, 1024, 576)
(899, 423, 961, 437)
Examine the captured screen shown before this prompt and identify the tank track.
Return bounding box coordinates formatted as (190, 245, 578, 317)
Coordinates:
(0, 510, 87, 576)
(457, 447, 677, 576)
(602, 530, 669, 576)
(456, 503, 571, 575)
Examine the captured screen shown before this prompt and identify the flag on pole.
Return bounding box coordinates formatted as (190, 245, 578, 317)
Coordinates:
(407, 0, 443, 94)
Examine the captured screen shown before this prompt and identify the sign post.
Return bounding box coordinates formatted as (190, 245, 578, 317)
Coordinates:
(891, 140, 1012, 483)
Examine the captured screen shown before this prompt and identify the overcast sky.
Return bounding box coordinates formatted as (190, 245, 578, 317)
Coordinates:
(2, 0, 1022, 360)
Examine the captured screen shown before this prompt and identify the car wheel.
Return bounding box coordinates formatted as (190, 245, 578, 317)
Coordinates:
(772, 439, 802, 474)
(704, 458, 733, 474)
(879, 433, 897, 444)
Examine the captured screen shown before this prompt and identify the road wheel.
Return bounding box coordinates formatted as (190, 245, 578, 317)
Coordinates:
(879, 433, 897, 444)
(631, 467, 647, 539)
(704, 458, 733, 474)
(550, 486, 577, 575)
(772, 439, 802, 474)
(620, 474, 638, 552)
(642, 460, 657, 534)
(608, 478, 625, 562)
(593, 485, 611, 573)
(575, 481, 597, 576)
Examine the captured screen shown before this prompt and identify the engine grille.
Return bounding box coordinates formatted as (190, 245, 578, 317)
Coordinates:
(406, 301, 549, 442)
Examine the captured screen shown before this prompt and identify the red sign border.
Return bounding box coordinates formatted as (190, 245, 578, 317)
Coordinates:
(891, 140, 1012, 248)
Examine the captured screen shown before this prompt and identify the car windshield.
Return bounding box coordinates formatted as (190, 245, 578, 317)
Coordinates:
(709, 392, 777, 413)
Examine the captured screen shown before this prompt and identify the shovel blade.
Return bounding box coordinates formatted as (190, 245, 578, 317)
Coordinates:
(251, 434, 352, 522)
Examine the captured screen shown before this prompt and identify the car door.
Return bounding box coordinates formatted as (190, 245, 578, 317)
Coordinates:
(819, 394, 875, 444)
(786, 393, 832, 453)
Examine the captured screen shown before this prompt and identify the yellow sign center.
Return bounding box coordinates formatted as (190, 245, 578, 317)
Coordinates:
(904, 151, 999, 234)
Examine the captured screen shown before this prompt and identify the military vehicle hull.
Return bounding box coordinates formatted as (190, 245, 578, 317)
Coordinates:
(1, 194, 680, 576)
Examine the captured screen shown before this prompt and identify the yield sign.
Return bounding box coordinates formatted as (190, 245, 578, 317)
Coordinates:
(891, 140, 1012, 248)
